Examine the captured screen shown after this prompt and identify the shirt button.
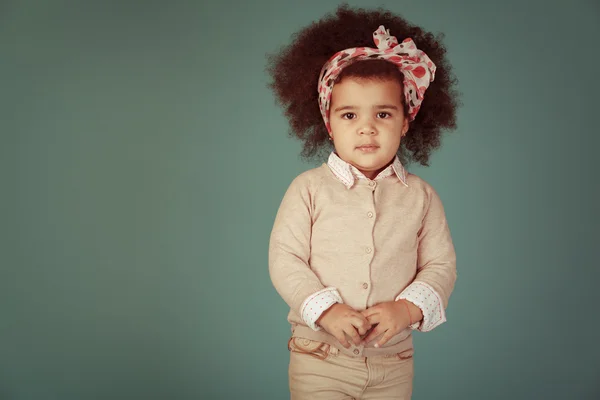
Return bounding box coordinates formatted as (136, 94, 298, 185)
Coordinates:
(368, 181, 376, 187)
(353, 349, 360, 355)
(365, 247, 372, 254)
(367, 211, 373, 218)
(362, 282, 369, 289)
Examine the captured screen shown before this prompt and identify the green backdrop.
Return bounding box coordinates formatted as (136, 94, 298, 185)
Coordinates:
(2, 0, 599, 399)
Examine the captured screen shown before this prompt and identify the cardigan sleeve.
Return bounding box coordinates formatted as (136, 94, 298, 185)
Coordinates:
(411, 184, 457, 326)
(269, 175, 328, 316)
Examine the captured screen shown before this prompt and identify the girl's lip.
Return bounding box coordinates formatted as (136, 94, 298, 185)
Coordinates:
(356, 145, 379, 149)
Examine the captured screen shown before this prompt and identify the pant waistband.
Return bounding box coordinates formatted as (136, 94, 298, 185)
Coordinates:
(291, 324, 413, 358)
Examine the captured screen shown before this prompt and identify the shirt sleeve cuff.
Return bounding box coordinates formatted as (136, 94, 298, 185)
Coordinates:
(300, 288, 343, 331)
(396, 281, 446, 332)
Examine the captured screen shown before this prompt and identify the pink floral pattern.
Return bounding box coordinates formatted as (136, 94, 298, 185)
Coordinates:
(318, 25, 436, 132)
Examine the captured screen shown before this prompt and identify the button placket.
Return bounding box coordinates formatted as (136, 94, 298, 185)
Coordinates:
(362, 183, 375, 311)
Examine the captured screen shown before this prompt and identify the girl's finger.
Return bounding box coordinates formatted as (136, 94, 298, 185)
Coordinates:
(361, 306, 380, 318)
(350, 315, 371, 335)
(334, 329, 350, 348)
(362, 326, 384, 345)
(375, 329, 396, 348)
(365, 313, 380, 325)
(354, 312, 371, 327)
(344, 324, 362, 346)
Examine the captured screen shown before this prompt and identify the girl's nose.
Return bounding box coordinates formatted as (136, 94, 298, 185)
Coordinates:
(359, 123, 377, 135)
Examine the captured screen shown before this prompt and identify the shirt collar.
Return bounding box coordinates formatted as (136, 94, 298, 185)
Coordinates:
(327, 151, 409, 189)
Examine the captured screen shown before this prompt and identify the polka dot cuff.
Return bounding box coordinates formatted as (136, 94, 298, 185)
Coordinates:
(300, 288, 343, 331)
(396, 281, 446, 332)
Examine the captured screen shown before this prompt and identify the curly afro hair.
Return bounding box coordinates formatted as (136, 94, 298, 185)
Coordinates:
(266, 4, 461, 167)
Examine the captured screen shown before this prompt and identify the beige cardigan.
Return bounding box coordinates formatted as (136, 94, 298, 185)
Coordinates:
(269, 163, 456, 357)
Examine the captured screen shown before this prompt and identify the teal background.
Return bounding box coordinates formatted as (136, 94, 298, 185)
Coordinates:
(1, 0, 599, 399)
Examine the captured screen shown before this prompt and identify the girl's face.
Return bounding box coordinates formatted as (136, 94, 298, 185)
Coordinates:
(328, 77, 408, 180)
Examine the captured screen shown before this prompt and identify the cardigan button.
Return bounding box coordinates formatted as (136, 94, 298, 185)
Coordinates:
(353, 349, 360, 355)
(367, 211, 374, 218)
(362, 282, 369, 289)
(365, 247, 372, 254)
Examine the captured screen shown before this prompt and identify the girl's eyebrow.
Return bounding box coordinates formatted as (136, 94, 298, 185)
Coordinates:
(333, 105, 357, 112)
(333, 104, 399, 112)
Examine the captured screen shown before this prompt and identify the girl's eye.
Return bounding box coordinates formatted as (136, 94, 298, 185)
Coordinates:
(342, 113, 356, 120)
(377, 112, 391, 118)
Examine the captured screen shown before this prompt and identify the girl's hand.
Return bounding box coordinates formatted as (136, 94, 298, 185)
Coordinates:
(317, 303, 372, 348)
(360, 300, 414, 348)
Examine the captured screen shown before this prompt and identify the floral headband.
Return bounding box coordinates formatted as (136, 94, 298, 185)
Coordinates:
(317, 25, 437, 132)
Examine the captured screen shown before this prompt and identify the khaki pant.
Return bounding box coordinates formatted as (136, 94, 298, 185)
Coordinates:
(288, 337, 414, 399)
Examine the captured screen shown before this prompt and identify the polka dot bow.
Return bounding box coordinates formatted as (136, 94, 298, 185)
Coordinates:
(317, 25, 437, 132)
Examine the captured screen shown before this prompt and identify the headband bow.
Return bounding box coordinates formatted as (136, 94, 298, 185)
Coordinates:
(317, 25, 436, 132)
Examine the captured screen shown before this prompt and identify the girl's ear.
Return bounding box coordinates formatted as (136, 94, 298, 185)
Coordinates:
(401, 119, 409, 136)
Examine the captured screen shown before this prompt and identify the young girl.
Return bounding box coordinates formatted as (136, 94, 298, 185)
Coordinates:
(267, 5, 460, 399)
